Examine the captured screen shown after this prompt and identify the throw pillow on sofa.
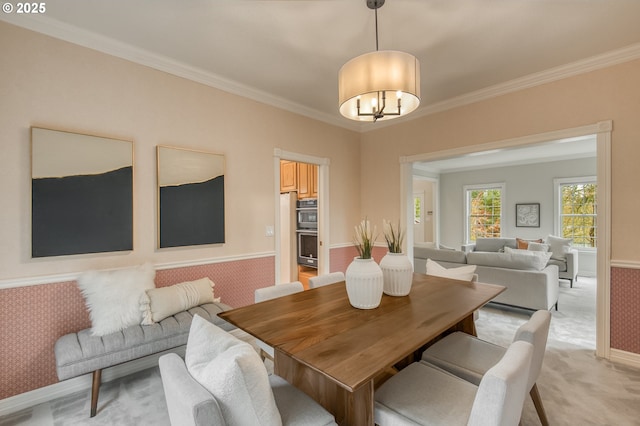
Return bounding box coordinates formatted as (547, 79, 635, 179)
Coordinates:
(426, 259, 477, 281)
(77, 262, 156, 336)
(140, 277, 220, 325)
(516, 238, 543, 249)
(546, 235, 573, 261)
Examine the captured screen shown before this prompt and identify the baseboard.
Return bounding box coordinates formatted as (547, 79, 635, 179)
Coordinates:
(609, 348, 640, 369)
(0, 346, 186, 417)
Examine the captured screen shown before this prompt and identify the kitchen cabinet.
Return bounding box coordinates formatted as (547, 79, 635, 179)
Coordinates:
(297, 163, 318, 199)
(280, 160, 297, 193)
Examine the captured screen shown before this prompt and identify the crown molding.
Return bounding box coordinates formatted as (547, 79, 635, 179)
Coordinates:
(364, 43, 640, 132)
(0, 14, 361, 132)
(2, 15, 639, 134)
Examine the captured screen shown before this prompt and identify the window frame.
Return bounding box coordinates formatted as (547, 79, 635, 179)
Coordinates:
(463, 182, 506, 244)
(553, 176, 597, 251)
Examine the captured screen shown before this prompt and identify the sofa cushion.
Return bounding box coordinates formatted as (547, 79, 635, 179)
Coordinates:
(77, 263, 156, 336)
(516, 238, 543, 249)
(141, 277, 219, 325)
(546, 235, 573, 261)
(467, 249, 551, 271)
(414, 246, 467, 264)
(426, 259, 477, 281)
(474, 238, 517, 252)
(547, 258, 568, 272)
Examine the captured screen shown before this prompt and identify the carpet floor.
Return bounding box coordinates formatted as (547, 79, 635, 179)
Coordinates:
(2, 277, 639, 426)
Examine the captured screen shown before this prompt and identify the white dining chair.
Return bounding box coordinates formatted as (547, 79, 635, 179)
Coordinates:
(253, 281, 304, 360)
(308, 272, 345, 289)
(421, 310, 552, 426)
(375, 340, 534, 426)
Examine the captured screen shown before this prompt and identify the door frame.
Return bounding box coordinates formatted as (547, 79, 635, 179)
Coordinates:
(274, 149, 330, 284)
(400, 120, 612, 359)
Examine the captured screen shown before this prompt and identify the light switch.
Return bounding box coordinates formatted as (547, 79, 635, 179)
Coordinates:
(265, 225, 274, 237)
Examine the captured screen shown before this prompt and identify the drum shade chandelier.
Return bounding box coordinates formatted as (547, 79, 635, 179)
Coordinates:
(339, 0, 421, 122)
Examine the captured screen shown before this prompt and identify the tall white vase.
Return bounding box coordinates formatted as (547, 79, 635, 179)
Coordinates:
(380, 252, 413, 296)
(345, 257, 384, 309)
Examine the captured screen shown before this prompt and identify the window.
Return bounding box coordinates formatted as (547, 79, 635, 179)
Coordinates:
(414, 196, 421, 224)
(555, 177, 597, 248)
(464, 183, 504, 243)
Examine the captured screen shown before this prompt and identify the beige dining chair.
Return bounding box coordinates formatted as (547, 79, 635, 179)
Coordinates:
(253, 281, 304, 360)
(421, 310, 552, 426)
(375, 340, 534, 425)
(308, 272, 345, 289)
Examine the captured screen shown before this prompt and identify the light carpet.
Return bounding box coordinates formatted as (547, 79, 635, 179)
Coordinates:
(2, 277, 639, 426)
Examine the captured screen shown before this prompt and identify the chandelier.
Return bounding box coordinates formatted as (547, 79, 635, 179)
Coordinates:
(339, 0, 421, 122)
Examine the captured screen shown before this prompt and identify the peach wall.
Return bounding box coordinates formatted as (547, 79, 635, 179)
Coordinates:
(360, 58, 640, 354)
(0, 21, 363, 399)
(0, 21, 361, 282)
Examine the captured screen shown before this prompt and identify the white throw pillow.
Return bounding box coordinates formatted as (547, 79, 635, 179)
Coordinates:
(546, 235, 573, 261)
(186, 316, 282, 426)
(527, 242, 550, 252)
(503, 247, 552, 270)
(76, 263, 156, 336)
(140, 277, 219, 325)
(426, 258, 477, 281)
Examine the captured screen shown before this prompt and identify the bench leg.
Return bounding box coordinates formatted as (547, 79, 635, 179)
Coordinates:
(90, 369, 102, 417)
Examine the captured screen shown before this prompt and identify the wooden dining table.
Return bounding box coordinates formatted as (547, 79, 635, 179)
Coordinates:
(219, 273, 505, 426)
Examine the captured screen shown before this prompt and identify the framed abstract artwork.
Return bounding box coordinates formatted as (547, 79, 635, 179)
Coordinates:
(515, 203, 540, 227)
(31, 127, 133, 257)
(157, 146, 225, 248)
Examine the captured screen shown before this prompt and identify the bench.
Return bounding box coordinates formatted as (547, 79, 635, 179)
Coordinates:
(54, 302, 233, 417)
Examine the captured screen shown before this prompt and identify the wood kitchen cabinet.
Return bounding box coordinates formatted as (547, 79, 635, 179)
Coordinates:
(280, 160, 297, 193)
(297, 163, 318, 199)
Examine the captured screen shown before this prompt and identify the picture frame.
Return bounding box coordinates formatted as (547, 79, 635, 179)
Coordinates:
(31, 127, 134, 257)
(157, 145, 225, 248)
(515, 203, 540, 228)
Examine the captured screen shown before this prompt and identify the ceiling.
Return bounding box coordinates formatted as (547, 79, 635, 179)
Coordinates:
(3, 0, 640, 131)
(413, 135, 597, 174)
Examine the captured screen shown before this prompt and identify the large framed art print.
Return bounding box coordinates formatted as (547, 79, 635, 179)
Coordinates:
(157, 146, 225, 248)
(31, 127, 133, 257)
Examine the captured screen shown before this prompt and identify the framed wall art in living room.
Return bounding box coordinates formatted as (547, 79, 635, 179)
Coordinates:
(157, 145, 225, 248)
(31, 127, 134, 257)
(515, 203, 540, 227)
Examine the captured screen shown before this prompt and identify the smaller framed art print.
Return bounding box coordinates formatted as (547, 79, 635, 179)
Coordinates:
(516, 203, 540, 227)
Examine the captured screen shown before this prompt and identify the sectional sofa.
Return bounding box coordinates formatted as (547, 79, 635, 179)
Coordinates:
(413, 237, 577, 311)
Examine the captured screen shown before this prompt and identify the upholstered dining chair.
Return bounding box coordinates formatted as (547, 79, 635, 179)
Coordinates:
(254, 281, 304, 360)
(421, 310, 552, 426)
(375, 340, 534, 425)
(308, 271, 345, 289)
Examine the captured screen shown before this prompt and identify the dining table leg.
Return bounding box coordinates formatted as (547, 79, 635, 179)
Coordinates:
(274, 349, 374, 426)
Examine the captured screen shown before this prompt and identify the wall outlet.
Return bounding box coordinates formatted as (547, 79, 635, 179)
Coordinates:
(265, 225, 274, 237)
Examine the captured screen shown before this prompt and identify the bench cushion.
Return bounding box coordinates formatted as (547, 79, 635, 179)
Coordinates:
(55, 302, 233, 381)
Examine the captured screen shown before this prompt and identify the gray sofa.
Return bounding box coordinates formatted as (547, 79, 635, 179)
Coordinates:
(414, 238, 566, 311)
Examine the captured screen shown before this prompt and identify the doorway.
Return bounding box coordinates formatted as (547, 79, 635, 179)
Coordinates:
(273, 149, 330, 286)
(400, 121, 612, 359)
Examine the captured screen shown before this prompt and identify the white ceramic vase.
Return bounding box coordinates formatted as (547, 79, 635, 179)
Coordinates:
(345, 257, 384, 309)
(380, 252, 413, 296)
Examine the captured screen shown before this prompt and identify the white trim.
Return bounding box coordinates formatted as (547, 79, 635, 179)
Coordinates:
(366, 44, 640, 132)
(0, 252, 275, 290)
(609, 349, 640, 369)
(610, 260, 640, 269)
(2, 15, 638, 134)
(595, 126, 612, 360)
(0, 346, 186, 417)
